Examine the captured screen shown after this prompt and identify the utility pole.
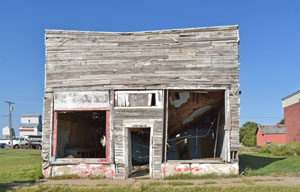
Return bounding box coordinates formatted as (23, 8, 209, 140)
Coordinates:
(5, 101, 15, 148)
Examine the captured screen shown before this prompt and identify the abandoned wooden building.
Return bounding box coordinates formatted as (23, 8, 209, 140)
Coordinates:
(42, 25, 240, 179)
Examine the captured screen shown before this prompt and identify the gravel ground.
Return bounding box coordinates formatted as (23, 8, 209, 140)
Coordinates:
(44, 176, 300, 187)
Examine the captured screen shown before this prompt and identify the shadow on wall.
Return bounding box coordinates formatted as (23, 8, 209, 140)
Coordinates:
(239, 154, 285, 173)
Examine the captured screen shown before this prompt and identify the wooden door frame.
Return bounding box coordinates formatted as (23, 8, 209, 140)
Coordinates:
(126, 126, 153, 178)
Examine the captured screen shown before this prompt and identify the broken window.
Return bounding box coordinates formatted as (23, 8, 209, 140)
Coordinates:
(55, 111, 107, 158)
(167, 90, 225, 161)
(150, 93, 156, 106)
(114, 91, 162, 107)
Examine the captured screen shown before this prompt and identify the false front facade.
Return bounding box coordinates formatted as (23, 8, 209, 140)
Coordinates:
(42, 25, 240, 179)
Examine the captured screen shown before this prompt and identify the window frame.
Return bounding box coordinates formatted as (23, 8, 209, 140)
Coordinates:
(114, 90, 163, 108)
(52, 108, 110, 164)
(164, 88, 231, 163)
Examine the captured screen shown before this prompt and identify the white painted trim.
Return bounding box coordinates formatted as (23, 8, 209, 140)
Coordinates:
(49, 94, 54, 161)
(54, 91, 110, 110)
(114, 106, 163, 109)
(224, 89, 231, 162)
(164, 90, 168, 163)
(165, 86, 229, 90)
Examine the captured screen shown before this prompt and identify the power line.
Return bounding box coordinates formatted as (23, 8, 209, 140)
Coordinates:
(10, 101, 42, 105)
(0, 114, 22, 118)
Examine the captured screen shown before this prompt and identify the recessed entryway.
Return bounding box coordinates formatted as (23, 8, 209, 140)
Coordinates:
(128, 127, 151, 178)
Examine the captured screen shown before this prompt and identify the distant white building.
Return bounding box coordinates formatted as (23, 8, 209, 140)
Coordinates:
(19, 114, 42, 137)
(2, 126, 15, 139)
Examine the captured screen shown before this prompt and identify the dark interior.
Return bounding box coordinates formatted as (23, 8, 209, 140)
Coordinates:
(131, 128, 150, 166)
(56, 111, 106, 158)
(167, 90, 225, 160)
(131, 128, 150, 177)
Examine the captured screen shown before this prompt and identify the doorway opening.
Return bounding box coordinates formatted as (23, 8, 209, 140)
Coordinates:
(129, 128, 150, 178)
(167, 90, 225, 161)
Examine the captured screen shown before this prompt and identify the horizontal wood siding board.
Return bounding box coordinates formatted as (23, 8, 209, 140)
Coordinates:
(45, 26, 239, 91)
(45, 25, 237, 36)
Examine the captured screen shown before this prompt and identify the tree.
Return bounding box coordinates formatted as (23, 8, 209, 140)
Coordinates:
(241, 121, 258, 130)
(242, 129, 257, 147)
(239, 121, 258, 142)
(239, 121, 258, 146)
(277, 119, 285, 125)
(239, 127, 248, 142)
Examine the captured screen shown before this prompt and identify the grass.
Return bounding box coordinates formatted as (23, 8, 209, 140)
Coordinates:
(232, 178, 254, 185)
(140, 181, 194, 187)
(134, 176, 149, 180)
(0, 149, 42, 183)
(2, 148, 300, 191)
(50, 174, 105, 180)
(239, 146, 257, 153)
(9, 184, 300, 192)
(199, 181, 217, 185)
(239, 152, 300, 176)
(139, 181, 194, 187)
(257, 142, 300, 156)
(0, 185, 13, 192)
(147, 182, 165, 186)
(252, 178, 282, 182)
(96, 183, 109, 187)
(164, 173, 239, 180)
(86, 175, 105, 180)
(49, 174, 81, 180)
(240, 178, 254, 185)
(167, 181, 193, 186)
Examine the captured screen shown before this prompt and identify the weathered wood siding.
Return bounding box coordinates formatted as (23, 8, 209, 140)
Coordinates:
(54, 91, 110, 110)
(113, 90, 164, 178)
(229, 90, 240, 152)
(113, 108, 164, 178)
(42, 93, 53, 167)
(45, 25, 239, 92)
(43, 25, 240, 177)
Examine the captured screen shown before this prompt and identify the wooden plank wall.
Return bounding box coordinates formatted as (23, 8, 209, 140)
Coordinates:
(113, 108, 164, 178)
(229, 88, 240, 152)
(45, 25, 239, 92)
(43, 25, 240, 175)
(42, 93, 53, 168)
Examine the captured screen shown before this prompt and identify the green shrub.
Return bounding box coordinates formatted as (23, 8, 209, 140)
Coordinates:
(242, 129, 257, 147)
(240, 122, 258, 142)
(258, 142, 300, 156)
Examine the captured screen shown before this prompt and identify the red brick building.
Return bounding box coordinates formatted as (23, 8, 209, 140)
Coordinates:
(282, 90, 300, 142)
(256, 125, 286, 146)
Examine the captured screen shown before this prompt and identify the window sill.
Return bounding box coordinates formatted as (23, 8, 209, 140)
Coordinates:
(166, 158, 225, 164)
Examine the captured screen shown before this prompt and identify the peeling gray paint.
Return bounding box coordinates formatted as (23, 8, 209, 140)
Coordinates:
(54, 91, 109, 110)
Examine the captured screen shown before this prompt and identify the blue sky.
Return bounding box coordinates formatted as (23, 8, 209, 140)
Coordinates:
(0, 0, 299, 138)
